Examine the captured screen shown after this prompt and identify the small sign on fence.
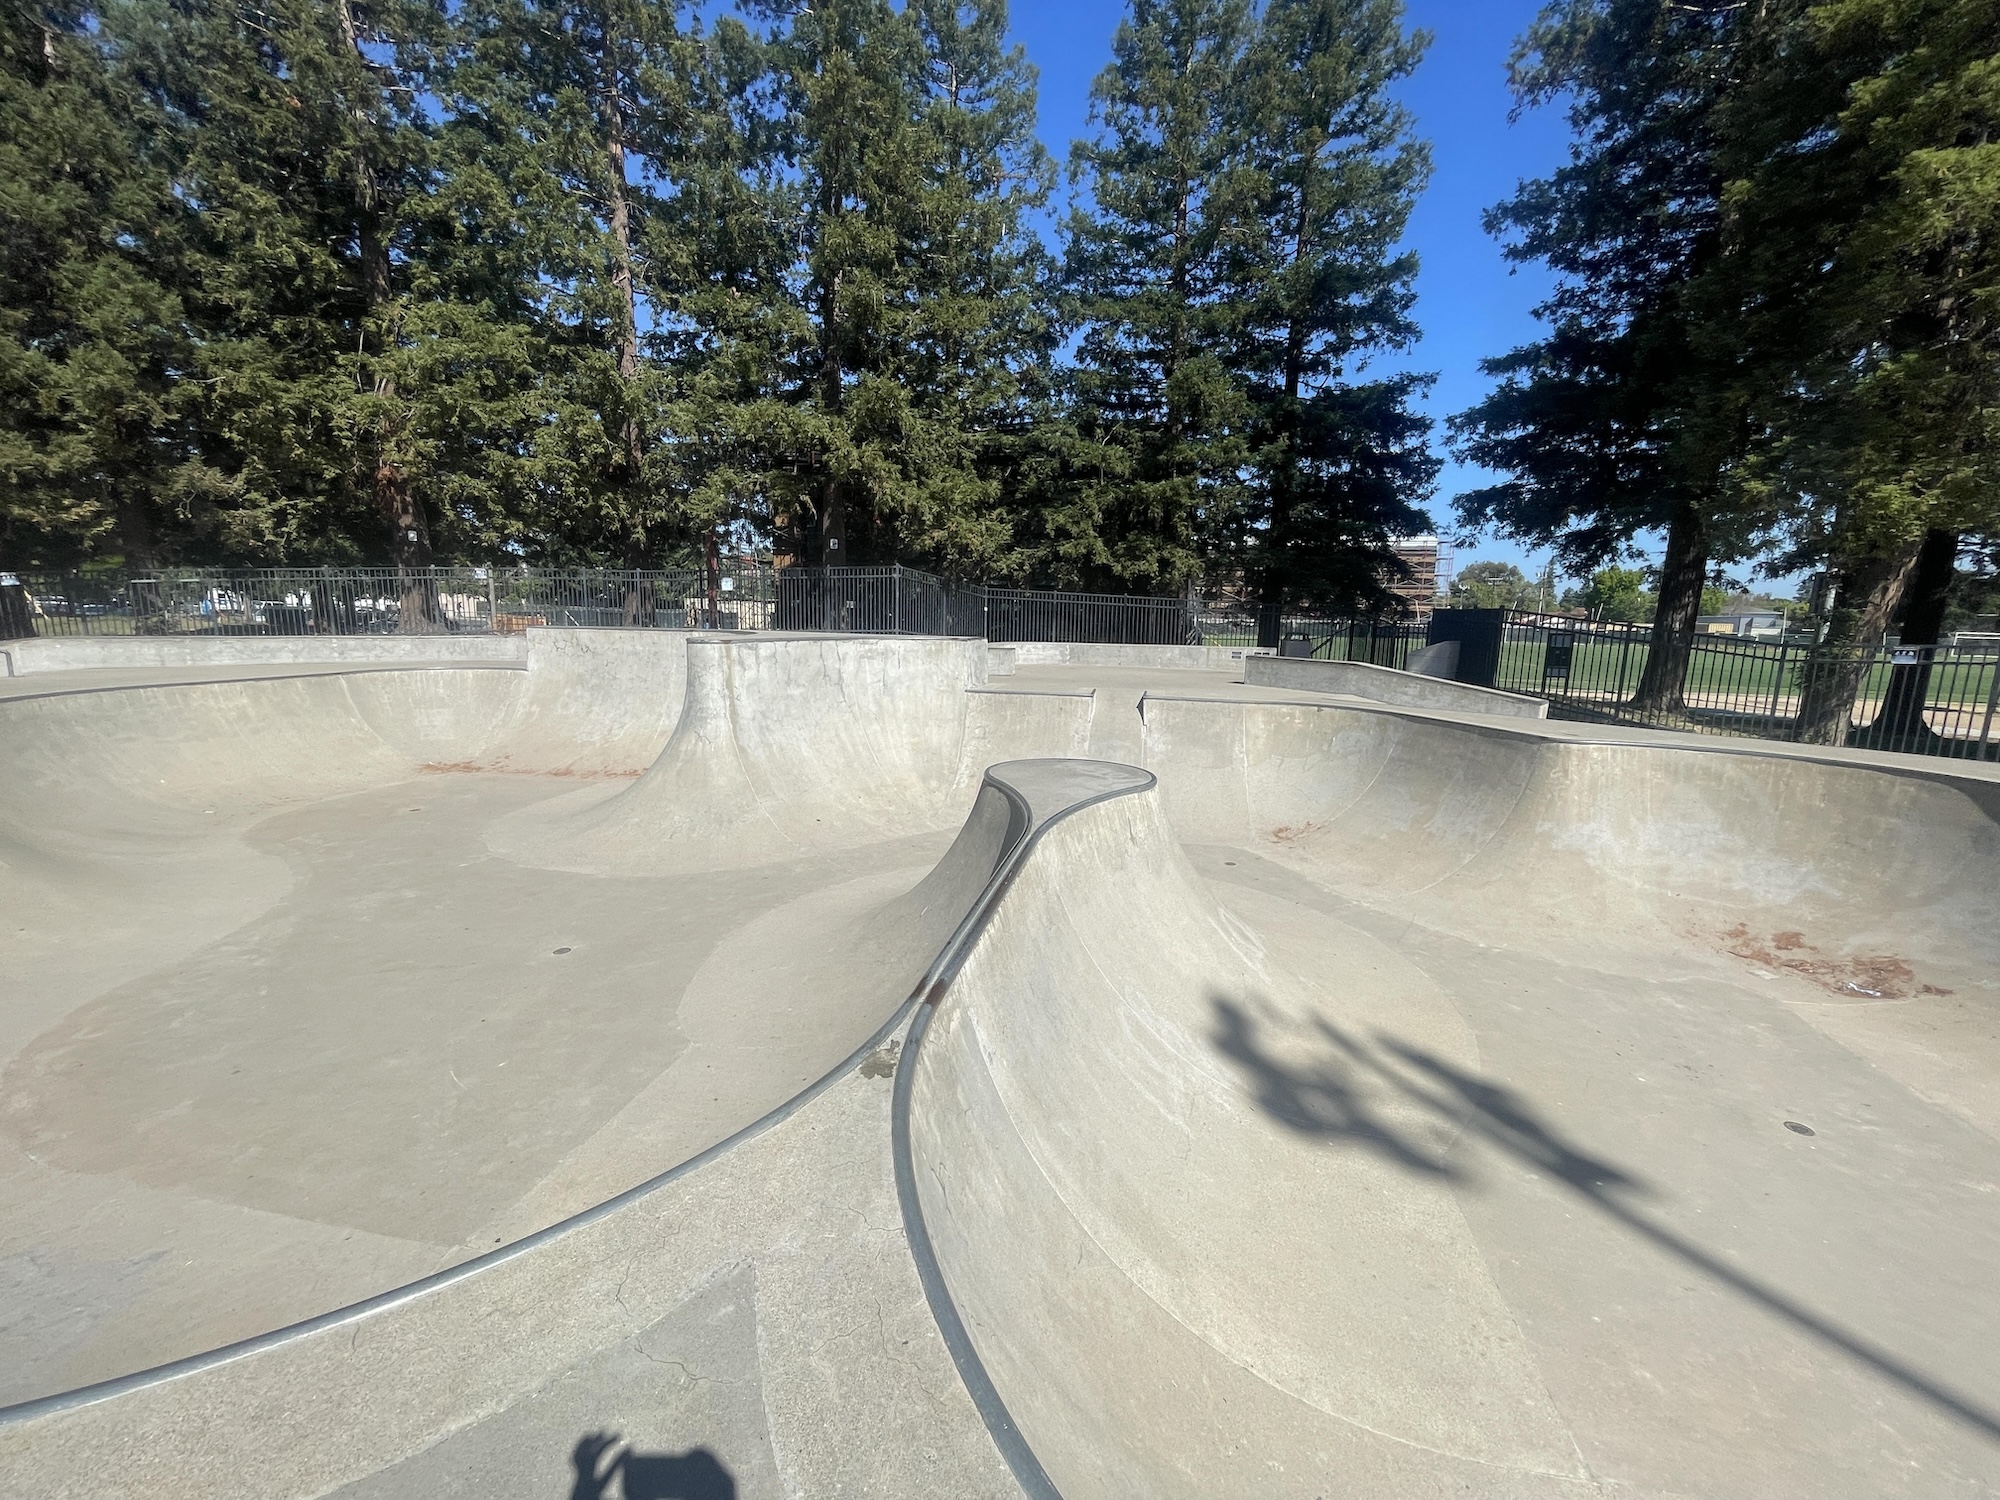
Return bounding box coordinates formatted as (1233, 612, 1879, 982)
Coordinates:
(1544, 631, 1574, 682)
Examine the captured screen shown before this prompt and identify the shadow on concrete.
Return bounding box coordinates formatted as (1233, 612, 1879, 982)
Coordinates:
(1209, 997, 1462, 1180)
(1209, 993, 2000, 1445)
(571, 1432, 735, 1499)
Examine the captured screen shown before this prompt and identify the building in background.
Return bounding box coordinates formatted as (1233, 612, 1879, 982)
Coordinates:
(1387, 536, 1452, 620)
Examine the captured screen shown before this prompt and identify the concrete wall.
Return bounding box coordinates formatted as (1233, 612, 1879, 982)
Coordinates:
(0, 629, 1278, 681)
(496, 634, 995, 874)
(1244, 653, 1547, 718)
(1139, 694, 2000, 981)
(1005, 641, 1269, 671)
(0, 632, 525, 676)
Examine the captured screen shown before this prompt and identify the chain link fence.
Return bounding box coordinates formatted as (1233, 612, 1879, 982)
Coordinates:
(0, 563, 1198, 646)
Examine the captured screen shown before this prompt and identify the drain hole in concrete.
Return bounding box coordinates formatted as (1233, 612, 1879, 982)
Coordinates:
(1783, 1120, 1815, 1136)
(553, 947, 573, 955)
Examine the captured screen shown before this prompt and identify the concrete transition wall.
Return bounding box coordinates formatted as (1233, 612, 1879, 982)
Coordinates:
(908, 720, 2000, 1496)
(0, 632, 524, 676)
(489, 634, 994, 874)
(1140, 694, 2000, 980)
(1244, 652, 1548, 718)
(0, 764, 1051, 1500)
(1004, 641, 1267, 671)
(6, 629, 2000, 1497)
(909, 783, 1592, 1495)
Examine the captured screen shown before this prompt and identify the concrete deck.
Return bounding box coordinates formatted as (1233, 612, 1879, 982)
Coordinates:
(1, 630, 1995, 1497)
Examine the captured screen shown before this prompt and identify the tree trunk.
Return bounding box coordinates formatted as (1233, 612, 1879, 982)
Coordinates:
(376, 426, 439, 633)
(1850, 528, 1956, 750)
(335, 0, 439, 634)
(1630, 493, 1709, 713)
(599, 19, 653, 622)
(116, 491, 157, 573)
(1259, 150, 1322, 651)
(616, 568, 656, 632)
(817, 237, 847, 567)
(1794, 535, 1925, 746)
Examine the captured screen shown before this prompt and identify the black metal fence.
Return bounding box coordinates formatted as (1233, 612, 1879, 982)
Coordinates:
(981, 586, 1198, 645)
(1492, 613, 2000, 760)
(1196, 611, 1427, 666)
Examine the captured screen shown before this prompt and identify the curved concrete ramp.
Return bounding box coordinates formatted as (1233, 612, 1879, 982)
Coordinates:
(908, 781, 1596, 1496)
(906, 707, 2000, 1498)
(0, 762, 1139, 1499)
(1139, 693, 2000, 993)
(495, 635, 1094, 874)
(6, 640, 1999, 1499)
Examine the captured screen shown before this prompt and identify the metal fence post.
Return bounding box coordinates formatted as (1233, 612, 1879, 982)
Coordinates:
(1979, 652, 2000, 757)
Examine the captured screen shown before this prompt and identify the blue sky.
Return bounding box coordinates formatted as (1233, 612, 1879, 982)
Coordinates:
(1007, 0, 1596, 588)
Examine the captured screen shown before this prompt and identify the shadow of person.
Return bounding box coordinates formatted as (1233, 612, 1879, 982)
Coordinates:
(571, 1432, 736, 1500)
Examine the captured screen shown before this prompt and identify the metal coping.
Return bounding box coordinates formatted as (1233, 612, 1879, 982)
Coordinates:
(965, 686, 1097, 699)
(891, 761, 1159, 1500)
(0, 659, 528, 705)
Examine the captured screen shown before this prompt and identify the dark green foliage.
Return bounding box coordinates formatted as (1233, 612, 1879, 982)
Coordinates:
(1059, 0, 1256, 593)
(1449, 0, 1763, 694)
(1721, 0, 2000, 627)
(1, 0, 1433, 597)
(738, 0, 1054, 577)
(0, 1, 207, 567)
(1456, 0, 1997, 730)
(1057, 0, 1435, 601)
(1221, 0, 1437, 617)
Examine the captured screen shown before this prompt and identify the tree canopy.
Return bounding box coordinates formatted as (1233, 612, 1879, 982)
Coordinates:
(0, 0, 1441, 597)
(1453, 0, 1999, 737)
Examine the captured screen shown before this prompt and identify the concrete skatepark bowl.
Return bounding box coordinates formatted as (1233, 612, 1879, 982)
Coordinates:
(1, 629, 1997, 1498)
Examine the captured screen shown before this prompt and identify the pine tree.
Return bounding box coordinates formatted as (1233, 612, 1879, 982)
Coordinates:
(898, 0, 1055, 578)
(1222, 0, 1436, 636)
(742, 0, 922, 569)
(1061, 0, 1255, 594)
(110, 0, 463, 613)
(446, 0, 711, 582)
(1450, 0, 1764, 711)
(737, 0, 1050, 576)
(0, 1, 210, 568)
(1717, 0, 2000, 743)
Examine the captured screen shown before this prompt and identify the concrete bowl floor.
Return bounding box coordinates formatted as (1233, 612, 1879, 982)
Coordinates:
(1, 767, 952, 1403)
(2, 632, 1997, 1500)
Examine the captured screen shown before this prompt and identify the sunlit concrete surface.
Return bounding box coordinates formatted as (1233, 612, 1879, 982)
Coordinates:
(1, 629, 1996, 1498)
